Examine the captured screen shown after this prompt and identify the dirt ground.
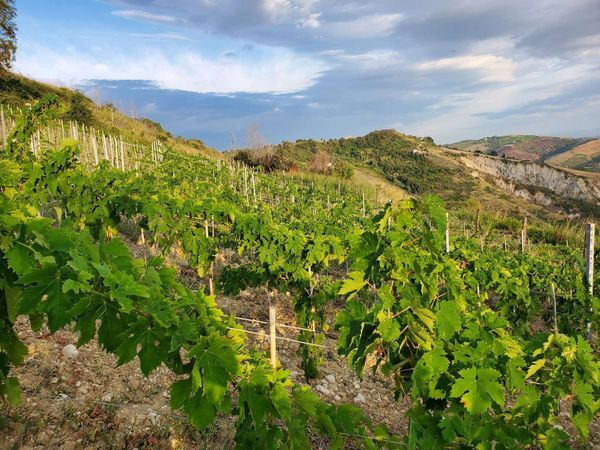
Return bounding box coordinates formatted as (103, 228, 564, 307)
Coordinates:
(0, 289, 407, 450)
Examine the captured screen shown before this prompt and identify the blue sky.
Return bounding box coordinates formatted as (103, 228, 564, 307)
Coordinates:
(13, 0, 600, 149)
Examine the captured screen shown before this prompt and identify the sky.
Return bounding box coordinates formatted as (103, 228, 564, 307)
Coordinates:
(13, 0, 600, 149)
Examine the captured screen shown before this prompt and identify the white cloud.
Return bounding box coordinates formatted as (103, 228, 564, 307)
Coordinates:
(130, 33, 193, 42)
(112, 9, 177, 23)
(326, 14, 403, 39)
(415, 54, 516, 83)
(263, 0, 292, 19)
(296, 12, 321, 29)
(399, 57, 600, 142)
(332, 50, 400, 69)
(15, 46, 327, 95)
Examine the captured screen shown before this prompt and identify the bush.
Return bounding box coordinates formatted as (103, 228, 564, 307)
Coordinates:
(63, 91, 93, 126)
(233, 146, 290, 172)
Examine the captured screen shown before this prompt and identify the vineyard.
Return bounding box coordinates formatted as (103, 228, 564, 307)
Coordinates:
(1, 96, 599, 449)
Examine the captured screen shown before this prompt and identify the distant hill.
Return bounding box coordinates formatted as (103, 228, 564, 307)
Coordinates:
(546, 139, 600, 173)
(447, 135, 592, 162)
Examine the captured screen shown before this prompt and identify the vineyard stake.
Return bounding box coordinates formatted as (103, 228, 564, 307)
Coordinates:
(92, 133, 99, 166)
(584, 223, 595, 342)
(205, 220, 215, 297)
(1, 105, 6, 146)
(140, 228, 147, 264)
(269, 301, 277, 370)
(551, 282, 557, 335)
(362, 193, 366, 217)
(445, 212, 450, 253)
(120, 138, 125, 171)
(522, 216, 528, 253)
(475, 208, 481, 233)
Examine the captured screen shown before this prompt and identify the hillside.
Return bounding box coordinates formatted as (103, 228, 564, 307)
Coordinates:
(270, 130, 600, 220)
(448, 135, 592, 162)
(0, 72, 219, 159)
(546, 139, 600, 173)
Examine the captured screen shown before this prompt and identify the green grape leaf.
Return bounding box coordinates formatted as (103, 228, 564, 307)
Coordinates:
(525, 359, 545, 379)
(170, 379, 192, 410)
(270, 383, 292, 421)
(138, 332, 163, 376)
(6, 244, 35, 276)
(436, 301, 461, 340)
(192, 334, 239, 405)
(339, 271, 367, 298)
(378, 318, 400, 342)
(0, 377, 22, 405)
(450, 367, 504, 414)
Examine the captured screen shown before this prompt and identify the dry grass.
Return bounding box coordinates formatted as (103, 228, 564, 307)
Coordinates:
(546, 139, 600, 167)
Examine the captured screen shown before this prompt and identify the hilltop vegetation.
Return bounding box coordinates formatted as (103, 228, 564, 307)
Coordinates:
(272, 130, 475, 200)
(263, 130, 600, 221)
(0, 72, 218, 158)
(448, 134, 592, 162)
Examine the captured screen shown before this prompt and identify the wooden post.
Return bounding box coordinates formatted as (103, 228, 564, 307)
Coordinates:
(251, 172, 256, 202)
(269, 301, 277, 370)
(475, 208, 481, 233)
(92, 134, 99, 166)
(109, 135, 114, 167)
(140, 228, 147, 264)
(584, 223, 595, 342)
(551, 282, 558, 335)
(521, 216, 528, 253)
(205, 220, 215, 297)
(362, 193, 366, 217)
(120, 138, 125, 171)
(102, 134, 109, 160)
(1, 105, 6, 147)
(445, 212, 450, 253)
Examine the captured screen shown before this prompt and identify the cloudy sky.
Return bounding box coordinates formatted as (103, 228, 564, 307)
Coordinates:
(14, 0, 600, 149)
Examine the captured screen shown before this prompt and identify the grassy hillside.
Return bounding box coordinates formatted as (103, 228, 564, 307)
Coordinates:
(271, 130, 600, 221)
(546, 139, 600, 173)
(448, 135, 592, 162)
(272, 130, 476, 198)
(0, 72, 219, 158)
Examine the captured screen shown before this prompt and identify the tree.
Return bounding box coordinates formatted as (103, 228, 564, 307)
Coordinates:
(63, 91, 93, 126)
(0, 0, 17, 72)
